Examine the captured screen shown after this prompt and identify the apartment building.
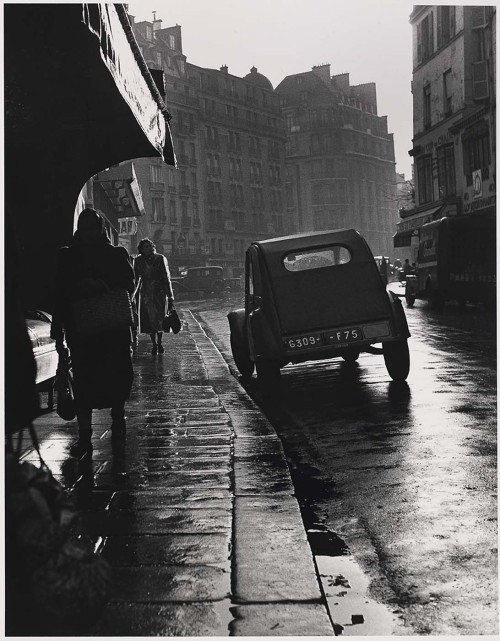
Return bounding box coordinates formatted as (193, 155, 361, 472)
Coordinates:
(275, 64, 399, 257)
(130, 16, 287, 277)
(395, 5, 496, 257)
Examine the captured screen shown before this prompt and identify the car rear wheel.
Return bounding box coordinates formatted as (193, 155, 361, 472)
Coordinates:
(342, 348, 360, 363)
(383, 339, 410, 382)
(230, 332, 254, 379)
(255, 360, 281, 386)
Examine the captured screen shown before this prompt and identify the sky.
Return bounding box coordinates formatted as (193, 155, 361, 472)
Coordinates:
(128, 0, 415, 178)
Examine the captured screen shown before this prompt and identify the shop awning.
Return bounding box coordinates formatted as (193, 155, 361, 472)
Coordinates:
(396, 205, 444, 234)
(393, 229, 417, 248)
(393, 205, 444, 248)
(5, 3, 176, 309)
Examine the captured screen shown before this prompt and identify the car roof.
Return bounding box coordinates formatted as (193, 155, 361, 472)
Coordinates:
(252, 228, 366, 257)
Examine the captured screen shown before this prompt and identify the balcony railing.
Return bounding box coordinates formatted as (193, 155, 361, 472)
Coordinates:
(149, 182, 165, 191)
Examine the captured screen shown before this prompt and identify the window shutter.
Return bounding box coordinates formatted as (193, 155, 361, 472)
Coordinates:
(472, 60, 489, 100)
(471, 6, 487, 29)
(429, 11, 434, 55)
(437, 6, 442, 48)
(417, 22, 422, 63)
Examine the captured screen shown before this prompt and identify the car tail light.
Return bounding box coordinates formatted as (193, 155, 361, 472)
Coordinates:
(362, 321, 390, 339)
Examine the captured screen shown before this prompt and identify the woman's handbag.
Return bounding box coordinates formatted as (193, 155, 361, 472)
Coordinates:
(5, 425, 112, 633)
(54, 352, 75, 421)
(162, 306, 181, 334)
(72, 286, 134, 337)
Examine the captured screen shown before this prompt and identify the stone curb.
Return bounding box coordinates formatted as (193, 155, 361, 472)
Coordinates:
(183, 310, 335, 634)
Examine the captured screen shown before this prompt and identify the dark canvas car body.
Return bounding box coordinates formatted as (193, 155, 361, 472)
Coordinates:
(228, 229, 410, 383)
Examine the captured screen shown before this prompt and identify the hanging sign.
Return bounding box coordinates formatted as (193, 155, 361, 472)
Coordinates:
(118, 218, 138, 236)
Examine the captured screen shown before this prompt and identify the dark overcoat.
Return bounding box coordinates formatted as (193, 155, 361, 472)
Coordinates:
(51, 241, 135, 410)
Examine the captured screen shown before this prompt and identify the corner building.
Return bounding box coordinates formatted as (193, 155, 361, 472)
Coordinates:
(275, 64, 399, 257)
(396, 6, 496, 256)
(130, 16, 287, 277)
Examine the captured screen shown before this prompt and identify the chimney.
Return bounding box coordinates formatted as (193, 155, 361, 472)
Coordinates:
(220, 65, 228, 74)
(152, 10, 162, 31)
(312, 63, 331, 84)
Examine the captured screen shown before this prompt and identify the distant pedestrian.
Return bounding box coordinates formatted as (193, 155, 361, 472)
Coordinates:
(133, 238, 174, 355)
(51, 208, 135, 456)
(379, 256, 389, 286)
(402, 258, 413, 276)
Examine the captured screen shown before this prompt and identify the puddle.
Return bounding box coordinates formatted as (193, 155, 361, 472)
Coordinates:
(315, 554, 401, 636)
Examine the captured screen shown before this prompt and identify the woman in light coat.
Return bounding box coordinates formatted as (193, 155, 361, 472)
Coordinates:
(133, 238, 174, 354)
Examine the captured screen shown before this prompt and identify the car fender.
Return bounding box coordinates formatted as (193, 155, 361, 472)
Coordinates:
(227, 308, 246, 342)
(247, 307, 282, 361)
(387, 290, 410, 338)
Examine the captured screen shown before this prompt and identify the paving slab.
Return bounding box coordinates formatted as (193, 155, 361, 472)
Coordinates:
(90, 601, 233, 636)
(102, 532, 231, 567)
(230, 603, 335, 636)
(233, 495, 323, 602)
(110, 565, 230, 602)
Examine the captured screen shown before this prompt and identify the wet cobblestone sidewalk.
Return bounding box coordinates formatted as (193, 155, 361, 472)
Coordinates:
(22, 311, 334, 636)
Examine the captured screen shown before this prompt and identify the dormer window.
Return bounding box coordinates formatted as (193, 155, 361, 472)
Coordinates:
(169, 34, 176, 49)
(145, 25, 152, 41)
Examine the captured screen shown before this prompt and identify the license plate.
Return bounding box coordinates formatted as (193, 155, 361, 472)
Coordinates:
(325, 327, 363, 345)
(284, 333, 323, 350)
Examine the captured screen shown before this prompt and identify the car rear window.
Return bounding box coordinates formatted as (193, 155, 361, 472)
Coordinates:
(283, 246, 351, 271)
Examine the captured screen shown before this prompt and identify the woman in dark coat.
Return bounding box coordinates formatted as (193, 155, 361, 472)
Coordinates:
(51, 208, 135, 457)
(133, 238, 174, 354)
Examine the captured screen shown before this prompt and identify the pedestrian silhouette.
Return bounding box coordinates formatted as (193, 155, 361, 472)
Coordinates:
(51, 208, 135, 456)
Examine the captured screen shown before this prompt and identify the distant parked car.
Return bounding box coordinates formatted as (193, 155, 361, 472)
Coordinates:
(228, 229, 411, 384)
(25, 309, 58, 409)
(171, 266, 226, 295)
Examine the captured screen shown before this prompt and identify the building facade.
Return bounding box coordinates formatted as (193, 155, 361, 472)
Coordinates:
(275, 64, 399, 257)
(396, 5, 496, 259)
(130, 16, 287, 277)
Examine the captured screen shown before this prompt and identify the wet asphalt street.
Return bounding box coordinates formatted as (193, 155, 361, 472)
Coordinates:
(187, 290, 497, 636)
